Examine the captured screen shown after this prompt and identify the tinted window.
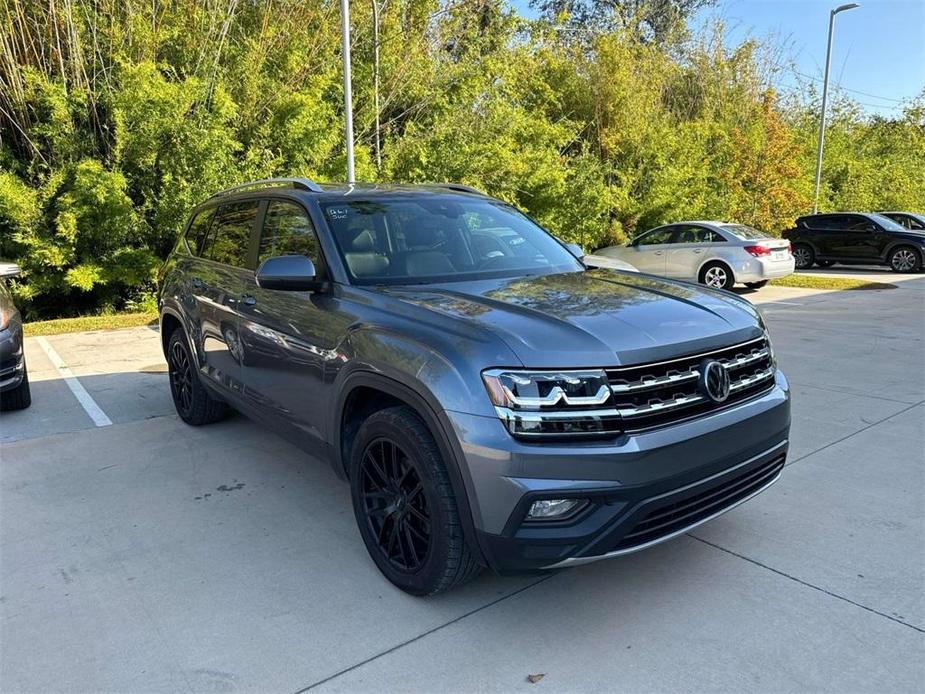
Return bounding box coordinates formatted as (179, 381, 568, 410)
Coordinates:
(202, 201, 258, 267)
(844, 215, 878, 232)
(867, 213, 908, 232)
(802, 215, 840, 229)
(321, 196, 581, 283)
(259, 201, 322, 268)
(678, 225, 725, 243)
(185, 208, 216, 255)
(637, 227, 675, 245)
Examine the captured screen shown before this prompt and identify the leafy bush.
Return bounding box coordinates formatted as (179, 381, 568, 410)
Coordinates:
(0, 1, 922, 318)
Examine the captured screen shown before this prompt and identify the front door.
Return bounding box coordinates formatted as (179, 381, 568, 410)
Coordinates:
(831, 215, 882, 261)
(238, 199, 346, 444)
(628, 226, 675, 275)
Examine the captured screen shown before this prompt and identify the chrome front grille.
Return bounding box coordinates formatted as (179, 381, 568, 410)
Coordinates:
(605, 337, 775, 431)
(493, 337, 777, 439)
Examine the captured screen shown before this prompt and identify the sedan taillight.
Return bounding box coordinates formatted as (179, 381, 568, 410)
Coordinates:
(744, 245, 772, 257)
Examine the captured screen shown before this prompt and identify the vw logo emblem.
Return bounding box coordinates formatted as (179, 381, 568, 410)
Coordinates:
(700, 359, 731, 403)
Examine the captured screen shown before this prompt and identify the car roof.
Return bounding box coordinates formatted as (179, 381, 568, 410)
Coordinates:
(202, 179, 487, 205)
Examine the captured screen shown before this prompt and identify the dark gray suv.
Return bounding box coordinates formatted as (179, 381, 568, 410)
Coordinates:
(159, 178, 791, 595)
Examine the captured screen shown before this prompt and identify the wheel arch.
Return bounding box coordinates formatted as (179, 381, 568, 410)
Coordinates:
(333, 370, 487, 566)
(884, 241, 923, 264)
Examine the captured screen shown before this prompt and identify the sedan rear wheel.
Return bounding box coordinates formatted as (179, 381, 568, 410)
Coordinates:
(699, 262, 735, 290)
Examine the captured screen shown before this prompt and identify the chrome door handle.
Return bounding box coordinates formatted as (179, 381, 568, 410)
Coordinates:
(240, 295, 257, 306)
(654, 251, 663, 255)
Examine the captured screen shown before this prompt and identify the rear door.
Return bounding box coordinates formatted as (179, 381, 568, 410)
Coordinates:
(191, 200, 260, 394)
(238, 199, 348, 443)
(626, 226, 675, 275)
(801, 214, 841, 257)
(665, 225, 722, 279)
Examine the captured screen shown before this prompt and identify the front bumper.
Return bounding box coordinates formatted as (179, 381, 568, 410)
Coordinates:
(0, 328, 25, 392)
(446, 371, 790, 573)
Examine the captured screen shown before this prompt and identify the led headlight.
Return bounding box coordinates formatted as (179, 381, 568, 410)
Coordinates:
(482, 369, 621, 438)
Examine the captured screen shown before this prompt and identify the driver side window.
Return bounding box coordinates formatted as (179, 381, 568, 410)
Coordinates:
(259, 201, 323, 272)
(637, 227, 675, 245)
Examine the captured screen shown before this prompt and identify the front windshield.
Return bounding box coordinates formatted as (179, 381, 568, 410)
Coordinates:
(321, 196, 582, 284)
(868, 213, 910, 232)
(721, 224, 769, 240)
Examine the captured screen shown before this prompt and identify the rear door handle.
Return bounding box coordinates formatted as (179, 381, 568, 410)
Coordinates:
(240, 295, 257, 306)
(654, 251, 663, 255)
(693, 249, 703, 254)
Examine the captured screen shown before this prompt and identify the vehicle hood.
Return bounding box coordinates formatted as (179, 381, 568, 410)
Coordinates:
(380, 269, 764, 368)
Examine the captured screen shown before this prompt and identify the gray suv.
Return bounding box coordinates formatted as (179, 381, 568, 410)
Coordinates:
(159, 178, 791, 595)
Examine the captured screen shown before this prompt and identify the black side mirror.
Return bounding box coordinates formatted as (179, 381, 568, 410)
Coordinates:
(256, 255, 320, 291)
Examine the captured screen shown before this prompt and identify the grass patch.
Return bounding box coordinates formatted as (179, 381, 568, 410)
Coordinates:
(770, 275, 897, 291)
(24, 311, 158, 337)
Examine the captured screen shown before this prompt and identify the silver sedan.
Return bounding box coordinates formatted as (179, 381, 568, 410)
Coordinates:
(595, 221, 795, 290)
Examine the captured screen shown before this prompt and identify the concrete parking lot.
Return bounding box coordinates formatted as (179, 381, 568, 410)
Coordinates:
(1, 271, 923, 693)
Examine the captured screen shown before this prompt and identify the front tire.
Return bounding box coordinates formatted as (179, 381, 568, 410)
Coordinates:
(699, 261, 735, 290)
(350, 406, 481, 596)
(167, 327, 227, 425)
(792, 244, 814, 270)
(888, 246, 921, 273)
(0, 361, 31, 411)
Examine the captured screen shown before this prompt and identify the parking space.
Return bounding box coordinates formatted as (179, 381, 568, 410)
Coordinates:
(1, 276, 923, 692)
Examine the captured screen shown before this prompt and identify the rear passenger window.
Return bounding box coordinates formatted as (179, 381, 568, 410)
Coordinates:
(258, 201, 322, 269)
(677, 226, 723, 243)
(202, 201, 258, 267)
(185, 208, 215, 255)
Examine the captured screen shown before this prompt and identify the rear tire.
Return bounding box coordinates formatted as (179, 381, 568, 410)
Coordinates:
(350, 406, 481, 596)
(745, 280, 768, 289)
(699, 261, 735, 290)
(0, 362, 31, 411)
(888, 246, 921, 273)
(792, 244, 814, 270)
(167, 327, 227, 425)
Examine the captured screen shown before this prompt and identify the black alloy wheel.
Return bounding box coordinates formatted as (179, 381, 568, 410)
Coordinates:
(169, 339, 194, 416)
(349, 406, 481, 595)
(167, 327, 227, 425)
(359, 438, 431, 572)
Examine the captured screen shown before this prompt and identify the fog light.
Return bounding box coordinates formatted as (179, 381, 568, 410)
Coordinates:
(527, 498, 586, 520)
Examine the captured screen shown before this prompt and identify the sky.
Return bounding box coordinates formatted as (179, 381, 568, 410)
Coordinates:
(510, 0, 925, 117)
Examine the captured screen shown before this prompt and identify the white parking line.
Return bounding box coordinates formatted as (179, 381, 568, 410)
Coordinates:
(35, 337, 113, 427)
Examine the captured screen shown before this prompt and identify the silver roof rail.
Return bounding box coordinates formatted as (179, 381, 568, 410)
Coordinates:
(433, 183, 485, 196)
(210, 177, 324, 198)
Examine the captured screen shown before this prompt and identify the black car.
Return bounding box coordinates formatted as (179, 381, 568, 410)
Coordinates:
(0, 268, 31, 411)
(783, 212, 925, 272)
(879, 211, 925, 232)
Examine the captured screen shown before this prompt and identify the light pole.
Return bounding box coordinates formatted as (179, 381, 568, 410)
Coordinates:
(813, 2, 860, 213)
(340, 0, 355, 183)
